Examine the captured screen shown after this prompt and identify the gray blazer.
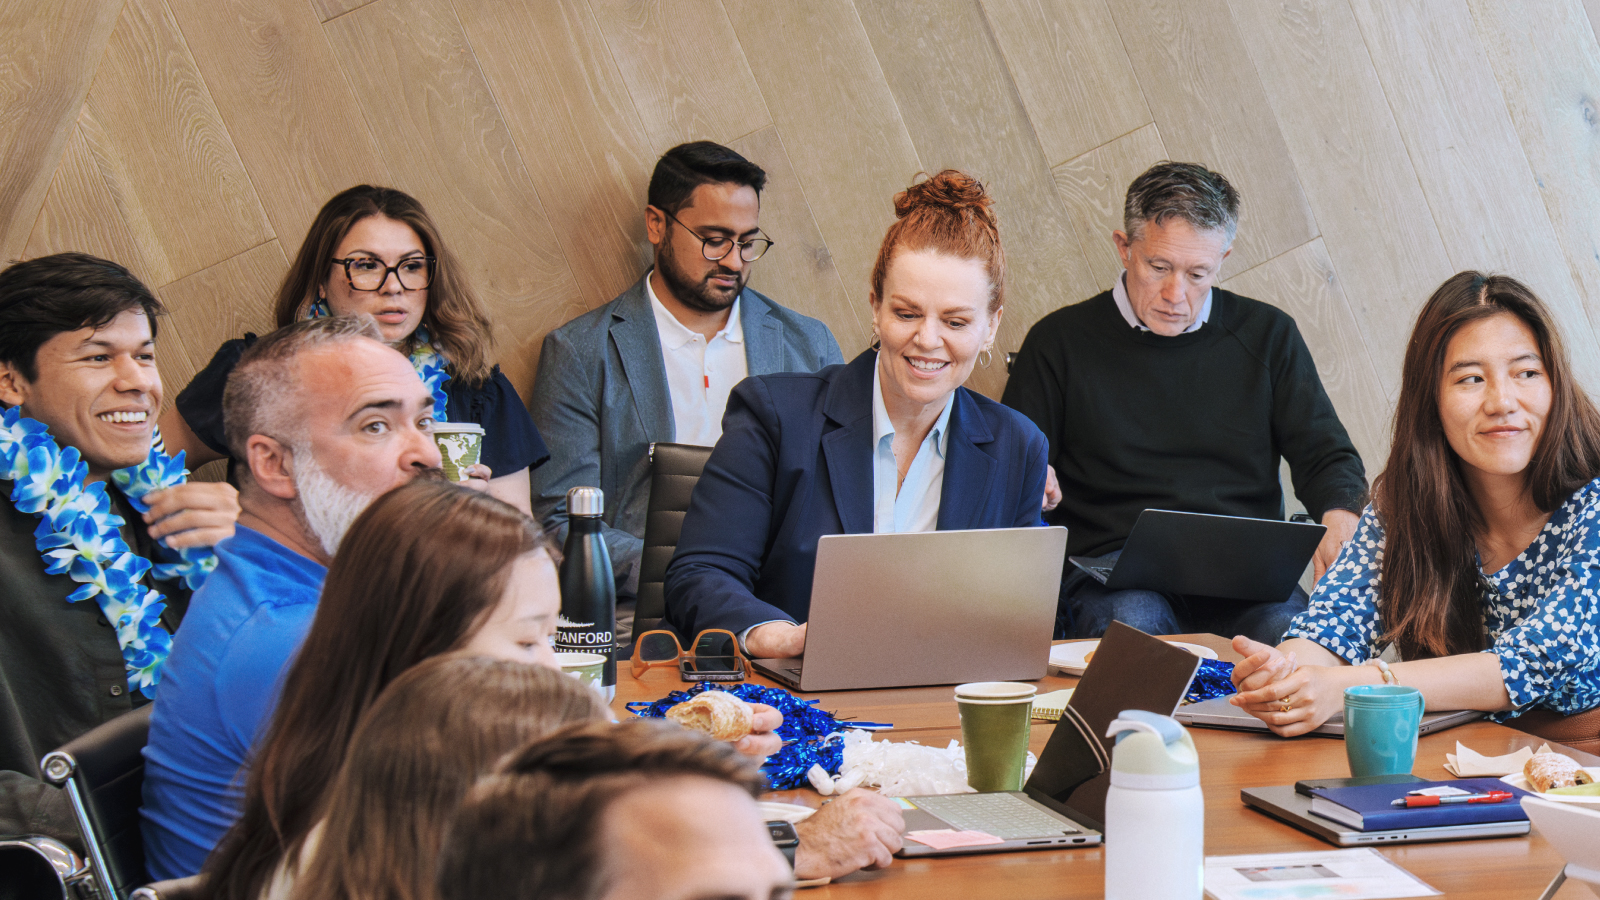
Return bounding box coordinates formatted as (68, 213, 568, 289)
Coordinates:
(529, 275, 844, 595)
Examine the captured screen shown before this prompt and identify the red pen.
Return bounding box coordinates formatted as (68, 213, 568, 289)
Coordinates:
(1390, 791, 1515, 808)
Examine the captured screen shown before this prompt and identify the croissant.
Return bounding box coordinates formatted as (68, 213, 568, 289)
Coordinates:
(1524, 752, 1594, 792)
(666, 690, 754, 741)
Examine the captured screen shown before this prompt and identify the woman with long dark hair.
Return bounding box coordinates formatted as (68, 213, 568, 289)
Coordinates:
(157, 185, 548, 512)
(1231, 272, 1600, 747)
(194, 479, 564, 900)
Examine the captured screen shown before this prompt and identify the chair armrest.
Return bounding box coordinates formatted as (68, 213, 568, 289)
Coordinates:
(0, 835, 88, 900)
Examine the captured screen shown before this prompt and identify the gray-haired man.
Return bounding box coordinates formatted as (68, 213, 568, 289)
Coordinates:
(1003, 162, 1366, 643)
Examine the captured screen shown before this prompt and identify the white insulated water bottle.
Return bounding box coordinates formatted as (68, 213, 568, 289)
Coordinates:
(1104, 709, 1203, 900)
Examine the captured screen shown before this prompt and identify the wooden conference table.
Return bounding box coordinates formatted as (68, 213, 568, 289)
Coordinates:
(612, 634, 1597, 898)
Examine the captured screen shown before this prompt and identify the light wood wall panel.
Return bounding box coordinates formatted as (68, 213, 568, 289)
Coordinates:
(1227, 0, 1451, 397)
(979, 0, 1150, 167)
(0, 0, 121, 261)
(1348, 0, 1600, 388)
(455, 0, 653, 313)
(10, 0, 1600, 477)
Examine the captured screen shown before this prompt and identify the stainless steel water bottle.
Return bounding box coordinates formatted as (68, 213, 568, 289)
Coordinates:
(554, 486, 616, 699)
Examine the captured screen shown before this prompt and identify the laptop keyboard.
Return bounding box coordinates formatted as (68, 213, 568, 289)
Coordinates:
(910, 793, 1081, 839)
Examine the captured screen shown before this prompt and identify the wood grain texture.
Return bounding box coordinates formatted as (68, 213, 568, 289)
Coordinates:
(1348, 0, 1600, 387)
(1051, 122, 1168, 292)
(855, 0, 1100, 399)
(311, 0, 376, 22)
(455, 0, 654, 313)
(0, 0, 122, 261)
(76, 0, 272, 284)
(724, 0, 922, 319)
(24, 112, 166, 286)
(1104, 0, 1317, 275)
(155, 239, 288, 405)
(326, 0, 579, 395)
(589, 0, 771, 149)
(1469, 0, 1600, 343)
(164, 0, 390, 252)
(1223, 239, 1391, 471)
(728, 125, 864, 353)
(978, 0, 1151, 166)
(1226, 0, 1451, 397)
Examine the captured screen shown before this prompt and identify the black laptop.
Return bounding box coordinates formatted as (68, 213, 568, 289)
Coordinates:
(1069, 509, 1326, 603)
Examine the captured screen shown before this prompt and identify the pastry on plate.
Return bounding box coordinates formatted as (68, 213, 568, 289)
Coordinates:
(1524, 752, 1595, 792)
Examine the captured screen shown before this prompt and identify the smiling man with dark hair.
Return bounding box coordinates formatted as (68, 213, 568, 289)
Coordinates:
(0, 252, 239, 847)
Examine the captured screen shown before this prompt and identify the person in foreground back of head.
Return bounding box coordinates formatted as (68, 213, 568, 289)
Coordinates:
(1232, 272, 1600, 747)
(437, 719, 794, 900)
(141, 315, 446, 880)
(277, 655, 609, 900)
(664, 170, 1048, 661)
(0, 252, 238, 845)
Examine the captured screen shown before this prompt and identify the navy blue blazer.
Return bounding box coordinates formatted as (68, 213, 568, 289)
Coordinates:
(664, 350, 1049, 638)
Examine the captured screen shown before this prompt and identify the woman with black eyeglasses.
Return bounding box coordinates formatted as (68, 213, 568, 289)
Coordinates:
(157, 185, 548, 512)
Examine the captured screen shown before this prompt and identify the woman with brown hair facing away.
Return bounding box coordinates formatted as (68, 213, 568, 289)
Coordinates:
(1231, 272, 1600, 749)
(203, 479, 567, 900)
(158, 185, 548, 512)
(279, 655, 607, 900)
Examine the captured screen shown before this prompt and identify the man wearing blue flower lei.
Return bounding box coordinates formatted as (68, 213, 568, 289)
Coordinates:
(0, 252, 240, 847)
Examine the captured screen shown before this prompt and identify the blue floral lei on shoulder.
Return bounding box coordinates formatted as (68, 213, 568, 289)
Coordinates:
(1, 407, 217, 698)
(307, 299, 449, 421)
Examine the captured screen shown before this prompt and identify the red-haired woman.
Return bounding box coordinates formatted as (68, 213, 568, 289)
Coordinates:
(663, 171, 1049, 661)
(1231, 272, 1600, 748)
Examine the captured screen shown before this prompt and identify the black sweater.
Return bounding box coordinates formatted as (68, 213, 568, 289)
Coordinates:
(1002, 289, 1367, 558)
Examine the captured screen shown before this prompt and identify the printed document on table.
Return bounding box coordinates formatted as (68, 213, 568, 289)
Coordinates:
(1204, 848, 1440, 900)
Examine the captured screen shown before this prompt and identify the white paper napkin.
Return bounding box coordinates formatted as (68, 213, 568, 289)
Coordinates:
(1443, 741, 1553, 777)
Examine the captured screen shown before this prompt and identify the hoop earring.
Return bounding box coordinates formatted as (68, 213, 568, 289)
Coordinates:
(979, 348, 993, 369)
(870, 328, 881, 351)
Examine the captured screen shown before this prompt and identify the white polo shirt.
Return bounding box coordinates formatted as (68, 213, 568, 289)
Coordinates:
(647, 273, 748, 446)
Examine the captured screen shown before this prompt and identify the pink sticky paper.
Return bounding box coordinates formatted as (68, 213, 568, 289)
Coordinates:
(905, 829, 1005, 850)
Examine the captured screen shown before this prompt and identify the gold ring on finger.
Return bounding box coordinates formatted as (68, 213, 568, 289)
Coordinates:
(1280, 698, 1292, 713)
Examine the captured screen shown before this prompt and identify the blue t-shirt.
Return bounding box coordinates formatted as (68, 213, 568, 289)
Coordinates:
(1287, 477, 1600, 719)
(139, 526, 326, 880)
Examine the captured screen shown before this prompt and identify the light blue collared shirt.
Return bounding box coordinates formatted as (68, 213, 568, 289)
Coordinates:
(871, 364, 954, 534)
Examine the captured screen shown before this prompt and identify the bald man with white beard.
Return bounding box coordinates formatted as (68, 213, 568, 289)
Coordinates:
(140, 315, 479, 880)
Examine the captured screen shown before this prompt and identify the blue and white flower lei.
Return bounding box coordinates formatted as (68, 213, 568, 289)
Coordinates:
(0, 406, 217, 698)
(307, 299, 449, 421)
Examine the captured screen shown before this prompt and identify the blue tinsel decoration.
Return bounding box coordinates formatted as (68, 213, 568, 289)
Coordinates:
(626, 682, 890, 790)
(1184, 658, 1237, 704)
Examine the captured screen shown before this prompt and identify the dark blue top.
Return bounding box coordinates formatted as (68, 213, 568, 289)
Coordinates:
(175, 336, 549, 478)
(663, 351, 1049, 637)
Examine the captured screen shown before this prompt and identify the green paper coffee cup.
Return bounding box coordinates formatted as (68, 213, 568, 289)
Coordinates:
(556, 652, 607, 690)
(956, 682, 1036, 792)
(431, 422, 484, 482)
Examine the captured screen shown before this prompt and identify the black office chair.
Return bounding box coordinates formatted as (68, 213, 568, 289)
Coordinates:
(39, 704, 153, 900)
(636, 442, 715, 636)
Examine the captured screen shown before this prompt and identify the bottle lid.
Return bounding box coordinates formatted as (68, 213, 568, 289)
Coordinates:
(1106, 709, 1199, 786)
(567, 486, 605, 517)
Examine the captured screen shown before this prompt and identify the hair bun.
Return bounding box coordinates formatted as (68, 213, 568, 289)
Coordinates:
(894, 170, 995, 225)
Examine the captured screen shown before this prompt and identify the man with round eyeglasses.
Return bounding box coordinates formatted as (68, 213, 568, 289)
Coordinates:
(529, 141, 842, 627)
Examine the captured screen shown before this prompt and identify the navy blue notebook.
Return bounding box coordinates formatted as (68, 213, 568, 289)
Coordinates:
(1309, 778, 1533, 831)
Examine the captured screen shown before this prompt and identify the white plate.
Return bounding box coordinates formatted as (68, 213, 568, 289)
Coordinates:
(1500, 768, 1600, 804)
(1048, 639, 1220, 676)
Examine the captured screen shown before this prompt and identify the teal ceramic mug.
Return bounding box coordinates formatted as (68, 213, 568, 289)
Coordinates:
(1344, 684, 1425, 777)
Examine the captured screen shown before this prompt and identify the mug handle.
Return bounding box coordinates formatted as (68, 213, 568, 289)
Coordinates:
(1413, 690, 1426, 719)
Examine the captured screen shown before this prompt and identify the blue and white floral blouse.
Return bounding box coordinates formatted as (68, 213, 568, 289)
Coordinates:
(1286, 477, 1600, 720)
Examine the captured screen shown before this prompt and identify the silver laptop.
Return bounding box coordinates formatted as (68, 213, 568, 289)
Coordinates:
(751, 527, 1067, 692)
(1241, 785, 1530, 845)
(1175, 695, 1482, 736)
